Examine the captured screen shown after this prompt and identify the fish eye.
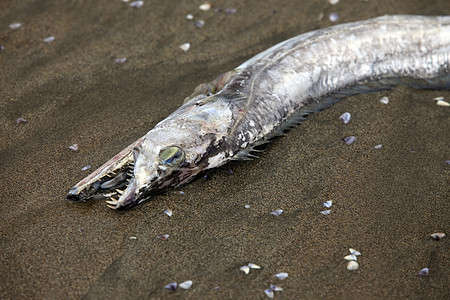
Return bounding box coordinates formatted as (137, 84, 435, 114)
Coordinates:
(159, 146, 185, 166)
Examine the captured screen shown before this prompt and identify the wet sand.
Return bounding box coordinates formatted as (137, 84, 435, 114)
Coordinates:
(1, 0, 449, 298)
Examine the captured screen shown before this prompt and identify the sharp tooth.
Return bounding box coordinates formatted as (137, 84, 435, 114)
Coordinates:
(106, 199, 118, 206)
(106, 204, 117, 209)
(116, 189, 124, 194)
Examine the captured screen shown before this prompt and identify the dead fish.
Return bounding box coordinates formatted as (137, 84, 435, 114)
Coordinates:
(67, 15, 450, 210)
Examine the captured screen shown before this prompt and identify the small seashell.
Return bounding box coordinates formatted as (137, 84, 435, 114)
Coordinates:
(156, 234, 169, 241)
(329, 12, 339, 22)
(239, 265, 250, 274)
(244, 204, 251, 209)
(43, 36, 55, 43)
(430, 232, 445, 241)
(374, 144, 382, 149)
(122, 0, 130, 2)
(199, 2, 212, 11)
(0, 45, 4, 51)
(264, 289, 274, 298)
(418, 268, 429, 276)
(194, 20, 205, 28)
(274, 272, 288, 280)
(69, 144, 79, 151)
(16, 117, 27, 123)
(339, 112, 351, 124)
(179, 280, 193, 289)
(322, 200, 333, 208)
(164, 282, 177, 290)
(81, 165, 91, 171)
(270, 285, 283, 292)
(349, 248, 361, 256)
(329, 0, 340, 4)
(9, 22, 22, 29)
(225, 8, 237, 14)
(342, 136, 356, 145)
(163, 209, 173, 217)
(347, 261, 359, 271)
(129, 236, 137, 240)
(380, 96, 389, 104)
(436, 100, 449, 106)
(115, 57, 127, 64)
(271, 209, 283, 216)
(344, 254, 357, 261)
(179, 43, 190, 52)
(248, 263, 261, 269)
(320, 210, 331, 215)
(130, 1, 144, 8)
(186, 14, 194, 20)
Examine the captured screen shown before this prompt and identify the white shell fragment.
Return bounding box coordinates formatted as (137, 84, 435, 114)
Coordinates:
(418, 268, 429, 276)
(163, 209, 173, 217)
(199, 2, 212, 11)
(129, 236, 137, 240)
(274, 272, 289, 280)
(322, 200, 333, 208)
(43, 36, 55, 43)
(248, 263, 261, 269)
(9, 22, 22, 29)
(244, 204, 251, 209)
(271, 209, 283, 216)
(347, 261, 359, 271)
(436, 100, 449, 106)
(179, 280, 193, 289)
(69, 144, 79, 151)
(115, 57, 127, 64)
(343, 136, 356, 145)
(271, 285, 283, 292)
(81, 165, 91, 171)
(320, 210, 331, 215)
(329, 12, 339, 22)
(349, 248, 361, 256)
(16, 117, 27, 123)
(179, 43, 190, 52)
(239, 265, 250, 274)
(264, 289, 274, 299)
(164, 282, 177, 290)
(380, 96, 389, 104)
(186, 14, 194, 20)
(329, 0, 340, 4)
(374, 144, 382, 149)
(430, 232, 445, 241)
(344, 254, 357, 261)
(156, 234, 169, 241)
(339, 112, 351, 124)
(130, 1, 144, 8)
(194, 20, 205, 28)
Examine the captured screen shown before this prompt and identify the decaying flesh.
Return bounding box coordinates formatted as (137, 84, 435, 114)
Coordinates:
(67, 15, 450, 210)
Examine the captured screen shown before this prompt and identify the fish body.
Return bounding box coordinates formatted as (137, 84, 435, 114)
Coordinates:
(67, 15, 450, 210)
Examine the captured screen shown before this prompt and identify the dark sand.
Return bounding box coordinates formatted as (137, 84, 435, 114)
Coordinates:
(1, 0, 449, 299)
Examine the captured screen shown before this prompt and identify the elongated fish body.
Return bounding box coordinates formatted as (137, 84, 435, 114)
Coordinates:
(67, 15, 450, 210)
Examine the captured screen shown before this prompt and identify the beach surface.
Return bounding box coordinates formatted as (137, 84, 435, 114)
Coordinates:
(1, 0, 449, 298)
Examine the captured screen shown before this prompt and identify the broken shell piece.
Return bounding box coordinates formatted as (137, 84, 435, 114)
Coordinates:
(179, 280, 193, 289)
(349, 248, 361, 256)
(9, 23, 22, 29)
(81, 165, 91, 171)
(320, 210, 331, 215)
(339, 112, 351, 124)
(380, 96, 389, 104)
(115, 57, 127, 64)
(199, 2, 212, 11)
(343, 136, 356, 145)
(264, 289, 274, 298)
(418, 268, 429, 276)
(156, 234, 169, 241)
(374, 144, 382, 149)
(180, 43, 190, 52)
(274, 272, 288, 280)
(186, 14, 194, 20)
(347, 261, 359, 271)
(225, 8, 237, 14)
(69, 144, 79, 151)
(194, 20, 205, 28)
(16, 117, 27, 123)
(322, 200, 333, 208)
(344, 254, 357, 261)
(270, 285, 283, 292)
(130, 1, 144, 8)
(164, 282, 177, 290)
(329, 0, 340, 4)
(436, 100, 449, 106)
(430, 232, 445, 241)
(239, 265, 250, 274)
(329, 12, 339, 22)
(248, 263, 261, 269)
(163, 209, 173, 217)
(43, 36, 55, 43)
(271, 209, 283, 216)
(244, 204, 250, 209)
(129, 236, 137, 240)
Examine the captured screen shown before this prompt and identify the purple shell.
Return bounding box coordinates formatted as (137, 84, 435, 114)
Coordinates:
(342, 136, 356, 145)
(339, 112, 351, 124)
